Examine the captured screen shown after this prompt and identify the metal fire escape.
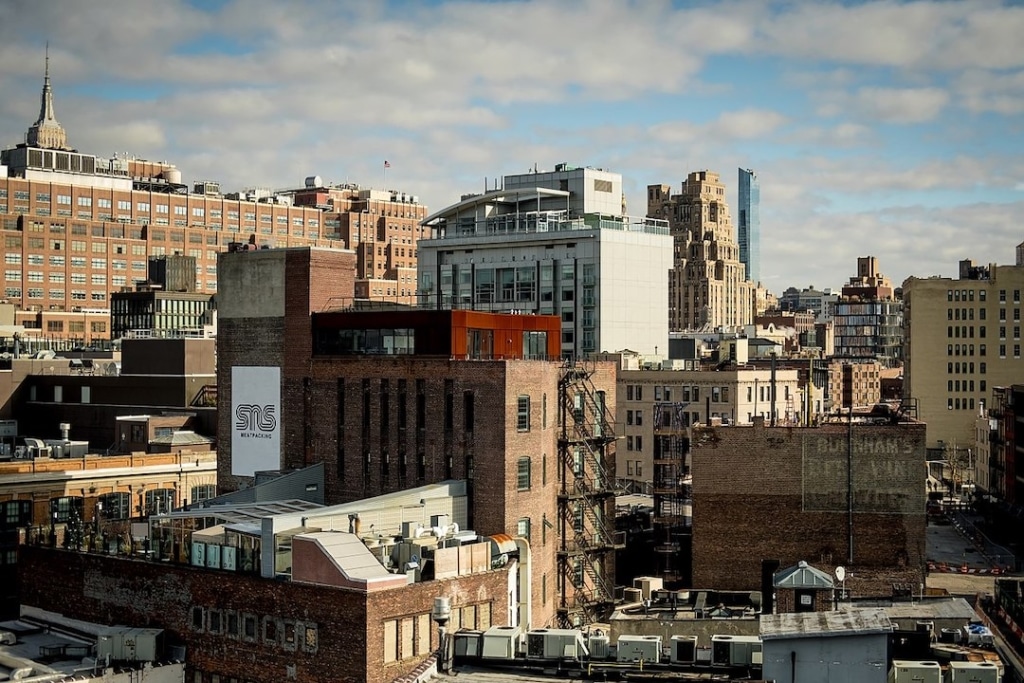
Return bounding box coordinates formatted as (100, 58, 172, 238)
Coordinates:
(652, 401, 691, 587)
(557, 362, 623, 627)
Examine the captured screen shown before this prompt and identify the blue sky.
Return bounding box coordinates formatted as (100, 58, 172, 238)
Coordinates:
(1, 0, 1022, 292)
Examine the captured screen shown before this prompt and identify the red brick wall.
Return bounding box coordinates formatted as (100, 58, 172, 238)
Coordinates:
(19, 546, 509, 683)
(692, 420, 926, 595)
(289, 358, 564, 626)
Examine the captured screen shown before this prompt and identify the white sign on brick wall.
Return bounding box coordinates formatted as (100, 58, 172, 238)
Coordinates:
(231, 366, 281, 476)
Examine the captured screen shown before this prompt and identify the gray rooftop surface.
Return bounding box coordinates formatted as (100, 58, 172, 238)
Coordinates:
(759, 608, 892, 640)
(874, 597, 978, 622)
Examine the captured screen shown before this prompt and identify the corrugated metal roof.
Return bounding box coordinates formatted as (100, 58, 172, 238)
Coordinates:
(760, 608, 892, 640)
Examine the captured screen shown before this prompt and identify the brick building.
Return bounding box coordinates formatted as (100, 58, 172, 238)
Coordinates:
(217, 246, 621, 627)
(0, 59, 427, 339)
(11, 337, 217, 447)
(826, 358, 882, 412)
(691, 415, 926, 597)
(18, 536, 513, 683)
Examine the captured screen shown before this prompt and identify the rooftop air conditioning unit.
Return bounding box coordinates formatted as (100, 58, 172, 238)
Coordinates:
(616, 635, 661, 663)
(669, 635, 697, 664)
(889, 660, 941, 683)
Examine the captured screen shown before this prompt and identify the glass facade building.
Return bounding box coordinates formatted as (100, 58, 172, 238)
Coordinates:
(737, 168, 760, 284)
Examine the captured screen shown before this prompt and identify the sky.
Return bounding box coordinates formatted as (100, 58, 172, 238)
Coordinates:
(1, 0, 1022, 293)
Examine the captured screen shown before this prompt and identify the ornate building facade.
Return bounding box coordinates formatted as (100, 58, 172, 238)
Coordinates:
(648, 170, 755, 332)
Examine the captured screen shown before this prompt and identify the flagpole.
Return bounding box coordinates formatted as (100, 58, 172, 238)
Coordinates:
(383, 161, 388, 189)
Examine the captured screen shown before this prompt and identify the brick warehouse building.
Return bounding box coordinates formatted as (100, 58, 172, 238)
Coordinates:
(18, 538, 513, 683)
(691, 414, 926, 597)
(217, 246, 621, 628)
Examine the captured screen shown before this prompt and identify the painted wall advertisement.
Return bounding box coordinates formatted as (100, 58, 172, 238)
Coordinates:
(231, 366, 281, 476)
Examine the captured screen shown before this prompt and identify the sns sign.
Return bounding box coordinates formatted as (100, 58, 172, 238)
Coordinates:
(231, 366, 281, 476)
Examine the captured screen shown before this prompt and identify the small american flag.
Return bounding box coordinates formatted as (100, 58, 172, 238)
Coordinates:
(384, 160, 391, 168)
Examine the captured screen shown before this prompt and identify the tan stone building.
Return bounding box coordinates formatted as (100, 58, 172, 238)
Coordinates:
(648, 171, 756, 332)
(903, 249, 1024, 450)
(616, 363, 801, 484)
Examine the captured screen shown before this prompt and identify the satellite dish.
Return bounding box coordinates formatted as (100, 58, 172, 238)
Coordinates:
(835, 566, 846, 582)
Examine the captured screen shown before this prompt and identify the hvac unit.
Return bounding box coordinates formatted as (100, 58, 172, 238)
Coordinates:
(96, 628, 164, 663)
(916, 621, 935, 637)
(669, 635, 697, 664)
(588, 634, 609, 660)
(963, 624, 994, 647)
(888, 660, 941, 683)
(948, 661, 1000, 683)
(525, 629, 588, 660)
(623, 587, 643, 604)
(453, 630, 482, 659)
(480, 626, 519, 660)
(711, 635, 761, 667)
(616, 635, 661, 663)
(633, 576, 663, 601)
(939, 628, 963, 644)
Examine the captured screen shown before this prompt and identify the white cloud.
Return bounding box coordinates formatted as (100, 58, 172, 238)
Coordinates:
(816, 86, 950, 124)
(753, 1, 1024, 71)
(0, 0, 1021, 297)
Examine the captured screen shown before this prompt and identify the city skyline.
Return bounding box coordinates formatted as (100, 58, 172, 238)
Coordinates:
(1, 1, 1022, 291)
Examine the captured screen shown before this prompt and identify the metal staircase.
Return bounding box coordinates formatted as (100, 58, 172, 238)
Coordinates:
(652, 401, 691, 586)
(556, 363, 623, 627)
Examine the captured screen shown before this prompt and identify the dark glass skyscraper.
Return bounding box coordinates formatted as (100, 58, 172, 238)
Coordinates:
(737, 168, 760, 283)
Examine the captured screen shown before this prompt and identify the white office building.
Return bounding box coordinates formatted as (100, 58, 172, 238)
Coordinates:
(418, 164, 672, 358)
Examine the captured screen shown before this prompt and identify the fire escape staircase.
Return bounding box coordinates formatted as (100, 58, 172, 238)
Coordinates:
(556, 363, 624, 627)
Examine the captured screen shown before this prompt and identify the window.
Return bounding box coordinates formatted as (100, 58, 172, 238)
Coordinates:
(517, 457, 531, 491)
(517, 395, 530, 431)
(635, 410, 643, 426)
(635, 435, 643, 451)
(243, 614, 257, 641)
(1, 500, 32, 530)
(191, 485, 216, 504)
(208, 610, 222, 634)
(98, 492, 130, 520)
(517, 517, 531, 540)
(49, 496, 84, 524)
(263, 617, 278, 644)
(144, 488, 176, 515)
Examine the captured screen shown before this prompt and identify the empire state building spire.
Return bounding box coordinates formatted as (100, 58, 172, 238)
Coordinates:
(27, 44, 69, 150)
